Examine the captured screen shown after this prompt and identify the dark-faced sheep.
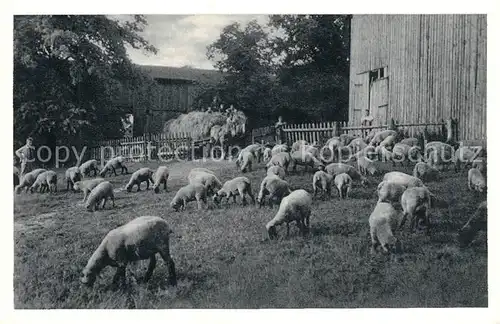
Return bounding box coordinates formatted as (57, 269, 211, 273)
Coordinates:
(99, 156, 128, 177)
(266, 189, 312, 239)
(152, 166, 169, 193)
(30, 170, 58, 193)
(369, 202, 403, 256)
(15, 168, 46, 194)
(125, 168, 154, 192)
(399, 187, 433, 234)
(257, 175, 292, 208)
(213, 176, 255, 206)
(79, 159, 100, 177)
(412, 162, 440, 182)
(312, 170, 334, 199)
(86, 181, 115, 212)
(74, 178, 106, 203)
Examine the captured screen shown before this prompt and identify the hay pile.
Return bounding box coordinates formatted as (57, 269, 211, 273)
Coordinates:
(164, 109, 247, 141)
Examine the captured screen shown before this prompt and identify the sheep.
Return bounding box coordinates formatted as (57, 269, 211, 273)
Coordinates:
(236, 144, 263, 166)
(377, 181, 406, 204)
(291, 140, 308, 152)
(303, 145, 320, 159)
(263, 147, 272, 162)
(213, 176, 255, 206)
(424, 142, 454, 171)
(325, 163, 369, 186)
(257, 175, 292, 207)
(334, 173, 352, 199)
(152, 166, 169, 193)
(80, 216, 176, 287)
(30, 170, 58, 193)
(369, 130, 397, 147)
(85, 181, 115, 211)
(454, 146, 479, 172)
(375, 145, 393, 163)
(73, 178, 106, 203)
(271, 144, 289, 156)
(170, 183, 208, 211)
(239, 149, 255, 173)
(472, 160, 487, 174)
(347, 137, 368, 154)
(14, 168, 46, 194)
(368, 202, 403, 255)
(382, 171, 424, 189)
(99, 156, 128, 177)
(65, 166, 83, 191)
(187, 170, 222, 196)
(312, 170, 334, 199)
(125, 168, 154, 192)
(458, 201, 487, 248)
(289, 150, 323, 173)
(468, 168, 486, 193)
(399, 187, 432, 234)
(339, 134, 354, 146)
(266, 152, 291, 172)
(412, 162, 440, 182)
(14, 166, 20, 188)
(399, 137, 420, 148)
(351, 145, 377, 162)
(266, 189, 312, 239)
(378, 135, 397, 149)
(357, 156, 379, 176)
(79, 159, 100, 177)
(267, 165, 286, 180)
(391, 143, 422, 167)
(326, 137, 341, 151)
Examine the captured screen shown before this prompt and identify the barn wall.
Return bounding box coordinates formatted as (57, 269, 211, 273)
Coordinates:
(348, 14, 487, 141)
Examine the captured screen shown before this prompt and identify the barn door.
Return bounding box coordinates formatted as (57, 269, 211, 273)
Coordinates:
(353, 72, 370, 125)
(369, 77, 388, 126)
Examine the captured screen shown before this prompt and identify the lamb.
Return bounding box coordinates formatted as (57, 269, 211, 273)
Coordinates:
(291, 140, 308, 152)
(257, 175, 292, 207)
(170, 183, 208, 211)
(188, 170, 222, 196)
(378, 135, 397, 149)
(325, 163, 369, 186)
(125, 168, 154, 192)
(14, 168, 46, 194)
(266, 189, 312, 239)
(399, 137, 420, 148)
(271, 144, 289, 156)
(357, 156, 379, 176)
(412, 162, 440, 182)
(79, 159, 100, 177)
(263, 147, 272, 162)
(80, 216, 177, 287)
(65, 166, 83, 191)
(399, 187, 432, 234)
(369, 130, 397, 147)
(99, 156, 128, 177)
(152, 166, 169, 193)
(347, 137, 368, 153)
(334, 173, 352, 199)
(468, 168, 486, 193)
(14, 166, 20, 188)
(312, 170, 334, 199)
(267, 165, 286, 180)
(213, 176, 255, 206)
(369, 202, 402, 255)
(266, 152, 291, 172)
(239, 149, 255, 173)
(458, 201, 487, 248)
(85, 181, 115, 212)
(30, 170, 58, 193)
(73, 178, 106, 203)
(377, 181, 406, 204)
(382, 171, 424, 189)
(289, 151, 323, 173)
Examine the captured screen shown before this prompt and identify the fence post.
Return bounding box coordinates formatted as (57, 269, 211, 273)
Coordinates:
(389, 118, 397, 131)
(446, 118, 458, 143)
(332, 121, 341, 137)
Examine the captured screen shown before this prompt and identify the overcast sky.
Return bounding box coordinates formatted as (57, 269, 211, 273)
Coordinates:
(114, 15, 270, 70)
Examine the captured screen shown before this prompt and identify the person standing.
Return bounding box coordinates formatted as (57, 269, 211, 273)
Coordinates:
(15, 137, 36, 176)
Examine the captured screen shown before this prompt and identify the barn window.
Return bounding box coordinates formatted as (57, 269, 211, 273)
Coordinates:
(369, 67, 387, 83)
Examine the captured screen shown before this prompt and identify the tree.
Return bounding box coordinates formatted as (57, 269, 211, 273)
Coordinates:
(13, 15, 157, 155)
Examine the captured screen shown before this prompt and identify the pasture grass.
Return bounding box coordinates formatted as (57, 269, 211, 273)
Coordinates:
(13, 158, 487, 308)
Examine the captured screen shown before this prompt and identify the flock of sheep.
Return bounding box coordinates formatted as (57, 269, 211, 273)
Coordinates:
(13, 128, 487, 290)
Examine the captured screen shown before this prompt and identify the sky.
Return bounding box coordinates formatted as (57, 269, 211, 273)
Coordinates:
(113, 14, 270, 70)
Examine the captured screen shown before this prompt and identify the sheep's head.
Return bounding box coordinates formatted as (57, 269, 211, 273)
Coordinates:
(266, 224, 278, 240)
(170, 199, 181, 212)
(153, 185, 160, 194)
(125, 182, 133, 192)
(99, 169, 106, 177)
(212, 192, 223, 205)
(73, 181, 81, 192)
(80, 267, 97, 286)
(361, 177, 370, 187)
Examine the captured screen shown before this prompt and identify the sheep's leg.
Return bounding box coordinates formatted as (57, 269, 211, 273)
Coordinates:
(399, 212, 409, 230)
(122, 165, 128, 174)
(144, 255, 156, 282)
(370, 229, 379, 255)
(232, 195, 237, 204)
(196, 198, 203, 210)
(409, 212, 418, 233)
(247, 188, 255, 204)
(101, 197, 108, 209)
(159, 251, 177, 286)
(111, 166, 117, 177)
(111, 195, 116, 207)
(82, 190, 89, 203)
(112, 266, 127, 287)
(286, 222, 290, 237)
(163, 180, 167, 191)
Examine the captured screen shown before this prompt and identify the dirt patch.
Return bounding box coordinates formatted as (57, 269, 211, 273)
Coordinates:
(15, 212, 58, 233)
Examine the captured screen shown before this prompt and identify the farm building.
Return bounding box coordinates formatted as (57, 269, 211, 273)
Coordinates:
(348, 14, 487, 141)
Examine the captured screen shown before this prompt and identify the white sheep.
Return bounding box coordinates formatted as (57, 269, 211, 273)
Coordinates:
(382, 171, 424, 189)
(412, 162, 440, 182)
(351, 145, 377, 162)
(213, 176, 255, 206)
(236, 144, 263, 166)
(378, 135, 397, 150)
(357, 156, 379, 176)
(79, 159, 100, 177)
(267, 165, 286, 179)
(65, 166, 83, 191)
(266, 152, 291, 172)
(325, 163, 369, 186)
(375, 145, 393, 163)
(291, 140, 308, 152)
(30, 170, 58, 193)
(399, 186, 433, 234)
(468, 168, 486, 193)
(266, 189, 312, 239)
(188, 170, 222, 196)
(15, 168, 46, 194)
(424, 142, 454, 171)
(312, 170, 334, 199)
(289, 151, 323, 173)
(85, 181, 115, 212)
(263, 147, 272, 162)
(99, 156, 128, 177)
(347, 137, 368, 153)
(369, 202, 402, 255)
(399, 137, 420, 147)
(377, 181, 406, 204)
(257, 174, 292, 207)
(454, 146, 479, 172)
(239, 149, 255, 173)
(73, 178, 106, 203)
(392, 143, 422, 167)
(170, 183, 208, 211)
(125, 168, 154, 192)
(326, 136, 341, 151)
(339, 133, 354, 146)
(458, 201, 487, 248)
(152, 166, 169, 193)
(369, 130, 397, 147)
(80, 216, 177, 287)
(271, 144, 289, 156)
(334, 173, 352, 199)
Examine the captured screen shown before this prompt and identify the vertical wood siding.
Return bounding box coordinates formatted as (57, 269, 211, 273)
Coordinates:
(348, 14, 487, 141)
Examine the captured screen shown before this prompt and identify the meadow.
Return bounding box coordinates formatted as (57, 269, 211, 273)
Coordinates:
(13, 158, 487, 308)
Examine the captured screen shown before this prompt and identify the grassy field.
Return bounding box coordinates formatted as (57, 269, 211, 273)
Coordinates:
(13, 158, 487, 309)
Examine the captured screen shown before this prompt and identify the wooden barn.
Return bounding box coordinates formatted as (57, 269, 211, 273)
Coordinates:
(348, 14, 487, 141)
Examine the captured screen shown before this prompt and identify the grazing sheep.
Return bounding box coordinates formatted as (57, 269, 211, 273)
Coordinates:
(326, 137, 341, 150)
(152, 166, 169, 193)
(347, 138, 368, 153)
(399, 137, 420, 148)
(472, 160, 487, 174)
(188, 170, 222, 196)
(237, 144, 263, 166)
(30, 170, 58, 193)
(392, 143, 421, 167)
(65, 166, 83, 191)
(399, 187, 432, 234)
(79, 159, 100, 177)
(257, 175, 292, 207)
(334, 173, 352, 199)
(271, 144, 289, 156)
(303, 145, 320, 159)
(377, 181, 406, 204)
(266, 189, 312, 239)
(85, 181, 115, 212)
(239, 150, 255, 173)
(357, 156, 379, 176)
(413, 162, 440, 182)
(325, 163, 369, 186)
(14, 166, 20, 188)
(379, 135, 397, 150)
(458, 201, 487, 248)
(369, 130, 397, 147)
(424, 142, 454, 171)
(468, 168, 486, 193)
(80, 216, 176, 287)
(289, 151, 323, 173)
(213, 176, 255, 206)
(375, 145, 393, 163)
(312, 170, 334, 199)
(382, 171, 424, 189)
(364, 130, 377, 144)
(73, 178, 106, 203)
(339, 134, 354, 146)
(99, 156, 128, 177)
(266, 152, 291, 172)
(263, 147, 272, 162)
(369, 202, 402, 255)
(291, 140, 308, 152)
(454, 146, 479, 172)
(351, 145, 377, 162)
(170, 183, 208, 211)
(125, 168, 154, 192)
(15, 168, 47, 194)
(267, 165, 286, 179)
